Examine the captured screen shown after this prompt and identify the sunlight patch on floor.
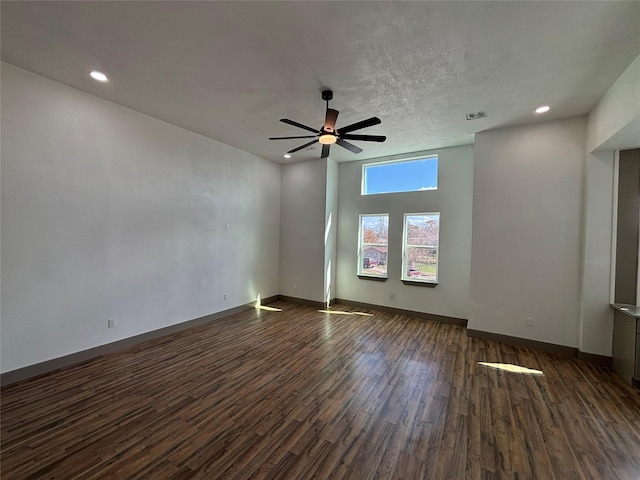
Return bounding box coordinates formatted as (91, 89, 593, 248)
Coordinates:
(256, 305, 283, 312)
(318, 309, 373, 316)
(478, 362, 543, 375)
(255, 294, 283, 312)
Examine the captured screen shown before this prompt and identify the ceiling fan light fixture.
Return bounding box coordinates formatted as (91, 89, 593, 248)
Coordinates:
(319, 134, 337, 145)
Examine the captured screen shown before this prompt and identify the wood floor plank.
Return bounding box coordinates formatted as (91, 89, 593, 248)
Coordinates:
(2, 301, 640, 479)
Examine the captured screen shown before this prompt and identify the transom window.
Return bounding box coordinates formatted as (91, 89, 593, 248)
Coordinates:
(358, 214, 389, 278)
(362, 155, 438, 195)
(402, 213, 440, 283)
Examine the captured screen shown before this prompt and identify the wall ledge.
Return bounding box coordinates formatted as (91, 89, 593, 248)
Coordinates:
(277, 295, 329, 309)
(3, 297, 612, 386)
(467, 328, 612, 367)
(334, 298, 467, 326)
(1, 296, 279, 387)
(467, 329, 578, 356)
(578, 351, 613, 368)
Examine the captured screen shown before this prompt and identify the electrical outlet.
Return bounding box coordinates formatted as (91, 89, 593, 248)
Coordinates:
(525, 317, 533, 326)
(225, 224, 230, 231)
(223, 293, 228, 300)
(108, 318, 116, 328)
(389, 292, 395, 299)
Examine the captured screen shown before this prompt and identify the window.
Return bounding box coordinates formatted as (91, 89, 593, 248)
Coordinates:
(358, 214, 389, 278)
(362, 155, 438, 195)
(402, 213, 440, 283)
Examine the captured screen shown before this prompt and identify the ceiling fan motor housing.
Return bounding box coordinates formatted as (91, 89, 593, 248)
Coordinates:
(268, 89, 385, 158)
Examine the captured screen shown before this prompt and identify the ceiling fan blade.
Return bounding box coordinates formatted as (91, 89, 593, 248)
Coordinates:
(336, 138, 363, 154)
(324, 108, 339, 132)
(340, 134, 386, 142)
(280, 118, 319, 134)
(321, 144, 330, 158)
(337, 117, 381, 134)
(269, 135, 318, 140)
(288, 139, 318, 154)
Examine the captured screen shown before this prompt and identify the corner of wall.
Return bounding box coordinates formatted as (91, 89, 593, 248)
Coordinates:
(587, 54, 640, 152)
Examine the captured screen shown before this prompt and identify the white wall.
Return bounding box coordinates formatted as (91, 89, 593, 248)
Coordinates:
(580, 53, 640, 356)
(279, 159, 327, 303)
(469, 117, 586, 347)
(581, 48, 640, 355)
(324, 158, 339, 305)
(587, 53, 640, 152)
(580, 151, 615, 356)
(0, 63, 281, 373)
(335, 145, 474, 319)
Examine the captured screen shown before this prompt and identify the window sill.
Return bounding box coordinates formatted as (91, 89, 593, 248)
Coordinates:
(357, 275, 388, 282)
(401, 280, 438, 288)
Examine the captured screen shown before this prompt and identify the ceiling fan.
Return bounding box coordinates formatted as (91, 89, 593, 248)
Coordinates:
(269, 90, 386, 158)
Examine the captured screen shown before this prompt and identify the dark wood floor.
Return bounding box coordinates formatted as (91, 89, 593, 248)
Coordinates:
(2, 301, 640, 479)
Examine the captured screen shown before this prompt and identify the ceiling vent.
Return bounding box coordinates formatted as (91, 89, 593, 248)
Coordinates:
(466, 111, 488, 120)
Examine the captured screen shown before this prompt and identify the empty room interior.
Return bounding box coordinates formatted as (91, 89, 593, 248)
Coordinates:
(2, 1, 640, 479)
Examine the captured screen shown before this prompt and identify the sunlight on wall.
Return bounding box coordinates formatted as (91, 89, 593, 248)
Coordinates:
(478, 362, 543, 375)
(325, 211, 333, 309)
(325, 212, 332, 246)
(325, 260, 332, 309)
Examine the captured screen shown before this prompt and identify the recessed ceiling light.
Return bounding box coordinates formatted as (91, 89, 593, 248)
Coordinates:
(284, 154, 291, 159)
(90, 71, 108, 82)
(535, 105, 550, 114)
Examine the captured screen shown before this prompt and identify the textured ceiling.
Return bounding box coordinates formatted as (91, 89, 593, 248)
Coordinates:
(2, 1, 639, 164)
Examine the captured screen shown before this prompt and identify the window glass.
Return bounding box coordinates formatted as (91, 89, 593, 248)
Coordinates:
(402, 213, 439, 283)
(358, 214, 389, 277)
(362, 156, 438, 195)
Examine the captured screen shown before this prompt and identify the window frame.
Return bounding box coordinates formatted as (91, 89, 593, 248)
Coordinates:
(357, 213, 389, 279)
(401, 212, 440, 285)
(361, 155, 438, 196)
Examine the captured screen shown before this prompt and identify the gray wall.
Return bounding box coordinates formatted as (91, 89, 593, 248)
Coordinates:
(614, 149, 640, 305)
(1, 63, 281, 373)
(587, 53, 640, 152)
(3, 50, 639, 375)
(580, 150, 615, 356)
(580, 52, 640, 357)
(279, 159, 327, 303)
(324, 158, 339, 304)
(469, 117, 586, 347)
(335, 145, 474, 319)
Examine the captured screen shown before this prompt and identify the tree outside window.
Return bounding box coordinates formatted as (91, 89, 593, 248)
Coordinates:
(402, 213, 439, 283)
(358, 214, 389, 277)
